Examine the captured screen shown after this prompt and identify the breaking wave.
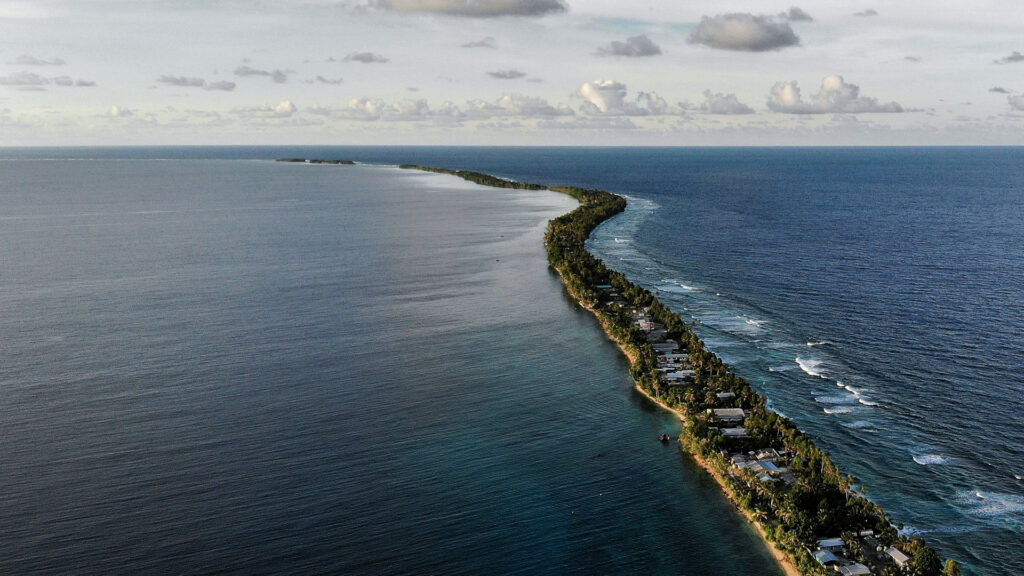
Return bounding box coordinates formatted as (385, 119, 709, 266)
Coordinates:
(796, 357, 826, 378)
(956, 490, 1024, 518)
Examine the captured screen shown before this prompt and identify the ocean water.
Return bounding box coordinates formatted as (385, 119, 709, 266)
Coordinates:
(0, 155, 783, 575)
(3, 147, 1021, 576)
(327, 146, 1022, 576)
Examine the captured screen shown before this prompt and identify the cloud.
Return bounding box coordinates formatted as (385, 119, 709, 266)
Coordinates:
(462, 37, 497, 48)
(274, 101, 297, 117)
(688, 13, 800, 52)
(76, 80, 97, 87)
(767, 75, 904, 114)
(159, 75, 206, 88)
(158, 75, 236, 91)
(234, 65, 289, 83)
(342, 98, 430, 121)
(326, 93, 573, 123)
(358, 0, 567, 17)
(994, 51, 1024, 64)
(53, 76, 74, 87)
(853, 9, 878, 17)
(596, 34, 662, 57)
(989, 86, 1011, 94)
(701, 90, 755, 114)
(488, 69, 526, 79)
(314, 76, 344, 85)
(578, 80, 683, 116)
(343, 52, 389, 64)
(236, 100, 297, 119)
(904, 56, 922, 62)
(459, 94, 574, 119)
(0, 71, 49, 86)
(108, 106, 133, 117)
(780, 7, 813, 22)
(10, 54, 65, 66)
(1010, 95, 1024, 111)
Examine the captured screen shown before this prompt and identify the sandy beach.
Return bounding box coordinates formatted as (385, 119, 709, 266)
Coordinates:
(570, 295, 802, 576)
(631, 384, 803, 576)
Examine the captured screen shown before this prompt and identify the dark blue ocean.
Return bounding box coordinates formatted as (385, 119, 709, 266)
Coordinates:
(1, 147, 1021, 576)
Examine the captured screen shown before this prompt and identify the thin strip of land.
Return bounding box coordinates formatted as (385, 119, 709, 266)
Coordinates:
(384, 163, 959, 576)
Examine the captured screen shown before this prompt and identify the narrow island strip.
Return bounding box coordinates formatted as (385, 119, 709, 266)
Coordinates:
(294, 159, 962, 576)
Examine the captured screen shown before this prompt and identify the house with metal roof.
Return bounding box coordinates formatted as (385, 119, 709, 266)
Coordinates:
(885, 547, 911, 568)
(839, 563, 872, 576)
(813, 550, 840, 566)
(711, 408, 746, 423)
(817, 537, 845, 551)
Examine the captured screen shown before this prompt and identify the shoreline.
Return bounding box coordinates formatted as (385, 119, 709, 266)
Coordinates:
(630, 382, 802, 576)
(574, 294, 801, 576)
(359, 163, 956, 576)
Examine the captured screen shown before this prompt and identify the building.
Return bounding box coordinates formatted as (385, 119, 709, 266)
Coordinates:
(665, 370, 696, 382)
(817, 538, 845, 552)
(711, 408, 746, 423)
(813, 550, 840, 567)
(719, 427, 748, 438)
(885, 547, 911, 568)
(839, 564, 872, 576)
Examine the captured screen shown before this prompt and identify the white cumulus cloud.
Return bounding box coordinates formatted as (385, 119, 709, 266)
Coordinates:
(701, 91, 755, 114)
(579, 80, 683, 116)
(342, 98, 430, 121)
(767, 75, 904, 114)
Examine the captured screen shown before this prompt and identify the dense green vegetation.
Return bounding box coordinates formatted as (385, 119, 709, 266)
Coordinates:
(398, 165, 548, 190)
(400, 163, 960, 576)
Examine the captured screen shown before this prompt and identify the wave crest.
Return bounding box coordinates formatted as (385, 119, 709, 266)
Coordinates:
(913, 454, 949, 466)
(796, 357, 826, 378)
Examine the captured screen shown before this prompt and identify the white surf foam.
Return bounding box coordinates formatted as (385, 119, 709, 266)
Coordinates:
(957, 490, 1024, 518)
(913, 454, 949, 466)
(814, 394, 860, 405)
(656, 283, 695, 294)
(806, 341, 830, 347)
(796, 357, 826, 378)
(824, 406, 854, 415)
(858, 398, 879, 407)
(841, 420, 875, 429)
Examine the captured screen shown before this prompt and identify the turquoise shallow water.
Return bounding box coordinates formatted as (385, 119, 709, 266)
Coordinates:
(0, 156, 783, 575)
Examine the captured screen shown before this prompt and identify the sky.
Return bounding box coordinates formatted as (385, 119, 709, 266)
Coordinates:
(2, 0, 1023, 146)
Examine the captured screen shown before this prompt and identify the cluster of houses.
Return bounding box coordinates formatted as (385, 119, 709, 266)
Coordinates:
(610, 292, 919, 576)
(814, 535, 914, 575)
